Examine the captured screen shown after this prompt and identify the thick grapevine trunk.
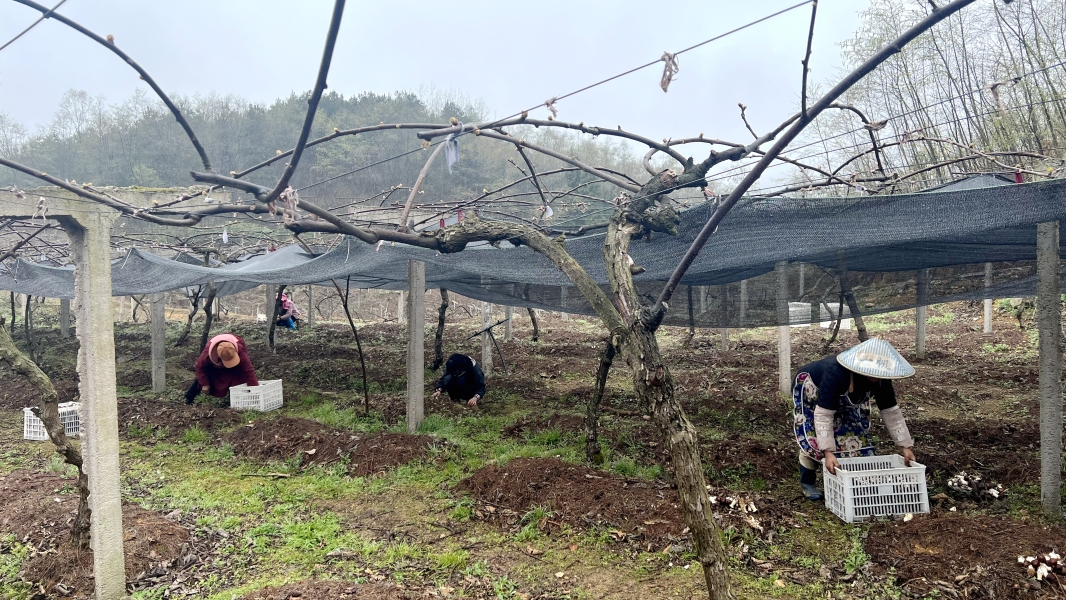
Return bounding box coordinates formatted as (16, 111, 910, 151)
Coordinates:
(623, 326, 734, 598)
(431, 289, 450, 370)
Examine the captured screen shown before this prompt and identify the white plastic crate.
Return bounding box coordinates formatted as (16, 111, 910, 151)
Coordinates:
(229, 379, 283, 412)
(824, 454, 929, 523)
(23, 402, 81, 441)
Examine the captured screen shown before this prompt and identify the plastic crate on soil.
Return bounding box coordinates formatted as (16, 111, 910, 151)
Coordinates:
(23, 402, 81, 441)
(229, 380, 284, 412)
(824, 454, 929, 523)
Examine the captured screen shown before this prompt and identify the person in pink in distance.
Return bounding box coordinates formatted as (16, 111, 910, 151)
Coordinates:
(791, 338, 918, 501)
(185, 333, 258, 406)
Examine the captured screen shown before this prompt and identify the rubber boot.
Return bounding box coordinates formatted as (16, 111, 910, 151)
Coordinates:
(799, 465, 823, 501)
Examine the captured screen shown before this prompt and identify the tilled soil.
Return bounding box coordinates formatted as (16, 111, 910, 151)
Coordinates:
(118, 396, 244, 440)
(455, 457, 686, 545)
(0, 469, 190, 599)
(348, 432, 437, 477)
(224, 416, 437, 476)
(866, 513, 1066, 598)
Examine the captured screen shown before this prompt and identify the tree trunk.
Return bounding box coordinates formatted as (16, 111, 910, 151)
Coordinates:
(527, 308, 539, 342)
(431, 289, 450, 370)
(624, 327, 733, 598)
(198, 282, 217, 353)
(0, 324, 90, 548)
(269, 284, 286, 352)
(174, 290, 201, 347)
(837, 252, 869, 342)
(585, 339, 616, 464)
(339, 277, 371, 416)
(603, 217, 734, 599)
(23, 295, 35, 362)
(821, 292, 846, 353)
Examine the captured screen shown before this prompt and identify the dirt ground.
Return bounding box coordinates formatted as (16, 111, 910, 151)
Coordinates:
(224, 416, 437, 476)
(238, 580, 410, 599)
(0, 299, 1060, 598)
(0, 470, 191, 599)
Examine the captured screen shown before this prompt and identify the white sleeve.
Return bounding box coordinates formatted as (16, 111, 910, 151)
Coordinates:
(881, 405, 915, 448)
(813, 406, 837, 453)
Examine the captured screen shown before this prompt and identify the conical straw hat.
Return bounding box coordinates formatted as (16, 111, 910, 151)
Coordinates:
(836, 338, 915, 379)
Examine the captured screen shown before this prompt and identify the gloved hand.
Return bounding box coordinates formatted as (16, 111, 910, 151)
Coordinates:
(184, 382, 201, 405)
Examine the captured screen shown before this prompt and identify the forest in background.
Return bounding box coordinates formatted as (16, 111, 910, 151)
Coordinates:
(3, 0, 1066, 209)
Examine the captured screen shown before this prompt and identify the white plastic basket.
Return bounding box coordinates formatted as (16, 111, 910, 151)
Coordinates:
(23, 402, 81, 441)
(824, 454, 929, 523)
(229, 380, 283, 412)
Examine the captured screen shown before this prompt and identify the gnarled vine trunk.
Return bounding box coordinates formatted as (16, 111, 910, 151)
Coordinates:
(431, 289, 450, 370)
(0, 324, 90, 548)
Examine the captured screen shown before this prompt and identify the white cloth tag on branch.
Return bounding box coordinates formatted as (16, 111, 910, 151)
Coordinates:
(660, 52, 679, 92)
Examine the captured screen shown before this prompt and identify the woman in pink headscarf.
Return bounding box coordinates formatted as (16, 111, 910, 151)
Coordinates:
(185, 333, 258, 405)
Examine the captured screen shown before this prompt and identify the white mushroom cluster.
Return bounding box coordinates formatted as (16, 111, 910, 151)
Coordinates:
(946, 471, 1005, 499)
(1019, 552, 1064, 581)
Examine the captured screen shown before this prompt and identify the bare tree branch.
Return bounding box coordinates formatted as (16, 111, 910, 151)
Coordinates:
(650, 0, 980, 328)
(417, 117, 689, 166)
(800, 0, 819, 118)
(260, 0, 346, 203)
(398, 143, 446, 231)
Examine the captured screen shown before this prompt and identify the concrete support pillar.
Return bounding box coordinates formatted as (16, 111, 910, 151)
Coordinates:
(307, 285, 314, 327)
(983, 262, 993, 335)
(150, 293, 166, 393)
(481, 302, 493, 377)
(59, 298, 70, 337)
(62, 211, 125, 598)
(406, 261, 425, 433)
(559, 287, 569, 320)
(1036, 221, 1062, 516)
(915, 269, 929, 361)
(776, 262, 791, 397)
(739, 279, 748, 328)
(699, 286, 708, 314)
(397, 291, 406, 325)
(798, 263, 805, 297)
(504, 306, 513, 342)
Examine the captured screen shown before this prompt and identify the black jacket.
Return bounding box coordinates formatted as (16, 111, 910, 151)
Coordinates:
(797, 355, 897, 412)
(436, 354, 486, 401)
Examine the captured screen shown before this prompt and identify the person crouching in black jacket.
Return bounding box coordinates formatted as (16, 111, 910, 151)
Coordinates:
(432, 354, 486, 407)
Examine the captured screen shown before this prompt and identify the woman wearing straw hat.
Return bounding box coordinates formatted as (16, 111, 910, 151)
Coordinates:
(792, 338, 917, 501)
(185, 333, 259, 405)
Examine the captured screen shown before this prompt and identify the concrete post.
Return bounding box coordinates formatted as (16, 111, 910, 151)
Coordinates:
(915, 269, 929, 360)
(150, 293, 166, 393)
(739, 279, 748, 328)
(699, 286, 708, 314)
(983, 262, 993, 334)
(406, 261, 425, 433)
(776, 262, 791, 397)
(504, 306, 513, 342)
(1036, 221, 1062, 516)
(62, 210, 126, 598)
(307, 285, 314, 327)
(59, 298, 70, 337)
(559, 287, 569, 320)
(397, 291, 406, 325)
(481, 301, 493, 377)
(798, 263, 805, 297)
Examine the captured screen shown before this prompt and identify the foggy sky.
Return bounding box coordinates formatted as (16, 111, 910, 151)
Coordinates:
(0, 1, 869, 157)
